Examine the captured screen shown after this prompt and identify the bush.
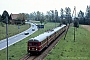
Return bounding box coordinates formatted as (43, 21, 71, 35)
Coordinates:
(0, 22, 5, 27)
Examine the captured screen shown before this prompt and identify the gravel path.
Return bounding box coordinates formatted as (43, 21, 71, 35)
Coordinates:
(81, 25, 90, 32)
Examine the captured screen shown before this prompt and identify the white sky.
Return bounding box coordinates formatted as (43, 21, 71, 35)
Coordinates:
(0, 0, 90, 15)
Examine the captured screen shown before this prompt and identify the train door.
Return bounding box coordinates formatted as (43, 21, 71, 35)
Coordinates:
(46, 37, 48, 47)
(55, 32, 56, 39)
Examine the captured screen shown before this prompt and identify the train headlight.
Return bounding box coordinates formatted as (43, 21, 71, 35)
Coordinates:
(36, 49, 37, 50)
(29, 49, 30, 50)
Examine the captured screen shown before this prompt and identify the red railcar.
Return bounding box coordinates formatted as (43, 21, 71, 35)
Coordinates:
(27, 25, 66, 55)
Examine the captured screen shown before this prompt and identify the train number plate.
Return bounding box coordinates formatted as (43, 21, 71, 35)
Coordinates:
(32, 48, 34, 50)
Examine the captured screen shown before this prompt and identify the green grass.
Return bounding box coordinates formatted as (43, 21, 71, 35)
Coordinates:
(44, 26, 90, 60)
(0, 24, 30, 40)
(0, 22, 59, 60)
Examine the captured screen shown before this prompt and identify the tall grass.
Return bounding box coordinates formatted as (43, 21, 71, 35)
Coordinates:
(0, 24, 30, 40)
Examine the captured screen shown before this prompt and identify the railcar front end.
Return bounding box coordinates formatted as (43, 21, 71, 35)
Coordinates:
(27, 40, 42, 54)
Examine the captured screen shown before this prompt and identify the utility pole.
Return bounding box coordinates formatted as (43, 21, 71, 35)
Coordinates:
(73, 6, 76, 42)
(6, 16, 9, 60)
(50, 10, 56, 27)
(55, 9, 56, 28)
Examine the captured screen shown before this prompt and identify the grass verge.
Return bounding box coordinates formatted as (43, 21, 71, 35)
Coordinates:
(44, 25, 90, 60)
(0, 24, 30, 40)
(0, 22, 59, 60)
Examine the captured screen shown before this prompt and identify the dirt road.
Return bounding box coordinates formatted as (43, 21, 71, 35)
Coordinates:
(81, 25, 90, 32)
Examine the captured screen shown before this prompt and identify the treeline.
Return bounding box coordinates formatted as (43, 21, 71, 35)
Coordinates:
(0, 5, 90, 25)
(78, 5, 90, 25)
(29, 5, 90, 25)
(29, 7, 72, 25)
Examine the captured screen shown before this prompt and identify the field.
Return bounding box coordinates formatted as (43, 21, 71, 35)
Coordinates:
(0, 24, 30, 40)
(44, 25, 90, 60)
(0, 22, 59, 60)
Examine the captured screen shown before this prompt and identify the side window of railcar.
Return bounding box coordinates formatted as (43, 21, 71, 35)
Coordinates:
(42, 39, 46, 44)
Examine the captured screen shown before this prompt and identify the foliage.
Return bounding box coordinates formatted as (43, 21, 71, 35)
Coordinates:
(50, 10, 55, 22)
(65, 7, 72, 24)
(85, 5, 90, 25)
(40, 13, 45, 24)
(0, 24, 30, 40)
(61, 19, 67, 25)
(25, 13, 30, 20)
(1, 10, 10, 24)
(46, 11, 52, 22)
(55, 10, 59, 22)
(29, 8, 73, 25)
(78, 10, 84, 24)
(0, 22, 5, 27)
(36, 11, 41, 21)
(60, 8, 64, 20)
(74, 18, 79, 28)
(78, 5, 90, 25)
(0, 15, 1, 22)
(60, 7, 72, 25)
(60, 8, 64, 24)
(29, 12, 36, 20)
(35, 11, 45, 24)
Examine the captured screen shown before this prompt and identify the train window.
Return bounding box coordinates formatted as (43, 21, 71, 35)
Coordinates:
(41, 39, 46, 44)
(34, 43, 38, 46)
(38, 42, 41, 46)
(29, 43, 32, 46)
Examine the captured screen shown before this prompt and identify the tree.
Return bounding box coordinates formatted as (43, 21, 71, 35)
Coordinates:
(74, 18, 79, 28)
(25, 13, 30, 20)
(1, 10, 10, 23)
(60, 8, 66, 25)
(36, 11, 40, 21)
(33, 12, 37, 20)
(65, 7, 72, 24)
(0, 14, 1, 22)
(29, 12, 36, 20)
(46, 11, 52, 22)
(85, 5, 90, 25)
(78, 10, 84, 24)
(55, 10, 59, 22)
(86, 5, 90, 18)
(9, 14, 12, 20)
(40, 12, 45, 24)
(60, 8, 64, 22)
(50, 10, 54, 22)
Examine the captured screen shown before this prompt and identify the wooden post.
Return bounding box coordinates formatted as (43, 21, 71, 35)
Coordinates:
(6, 16, 9, 60)
(74, 27, 75, 42)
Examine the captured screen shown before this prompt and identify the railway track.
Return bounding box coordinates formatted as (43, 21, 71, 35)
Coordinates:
(20, 26, 69, 60)
(20, 54, 37, 60)
(20, 54, 30, 60)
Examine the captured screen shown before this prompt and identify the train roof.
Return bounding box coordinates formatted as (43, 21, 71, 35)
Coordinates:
(29, 24, 66, 42)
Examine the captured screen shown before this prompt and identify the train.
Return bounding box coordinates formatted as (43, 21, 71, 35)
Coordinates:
(27, 24, 66, 55)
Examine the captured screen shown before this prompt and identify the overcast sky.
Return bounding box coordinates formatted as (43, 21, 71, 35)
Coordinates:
(0, 0, 90, 15)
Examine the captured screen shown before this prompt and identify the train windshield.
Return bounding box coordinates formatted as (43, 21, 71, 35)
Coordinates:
(33, 42, 38, 46)
(29, 43, 32, 46)
(28, 42, 40, 46)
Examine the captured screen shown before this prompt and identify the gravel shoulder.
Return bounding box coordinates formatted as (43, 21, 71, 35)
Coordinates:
(81, 25, 90, 32)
